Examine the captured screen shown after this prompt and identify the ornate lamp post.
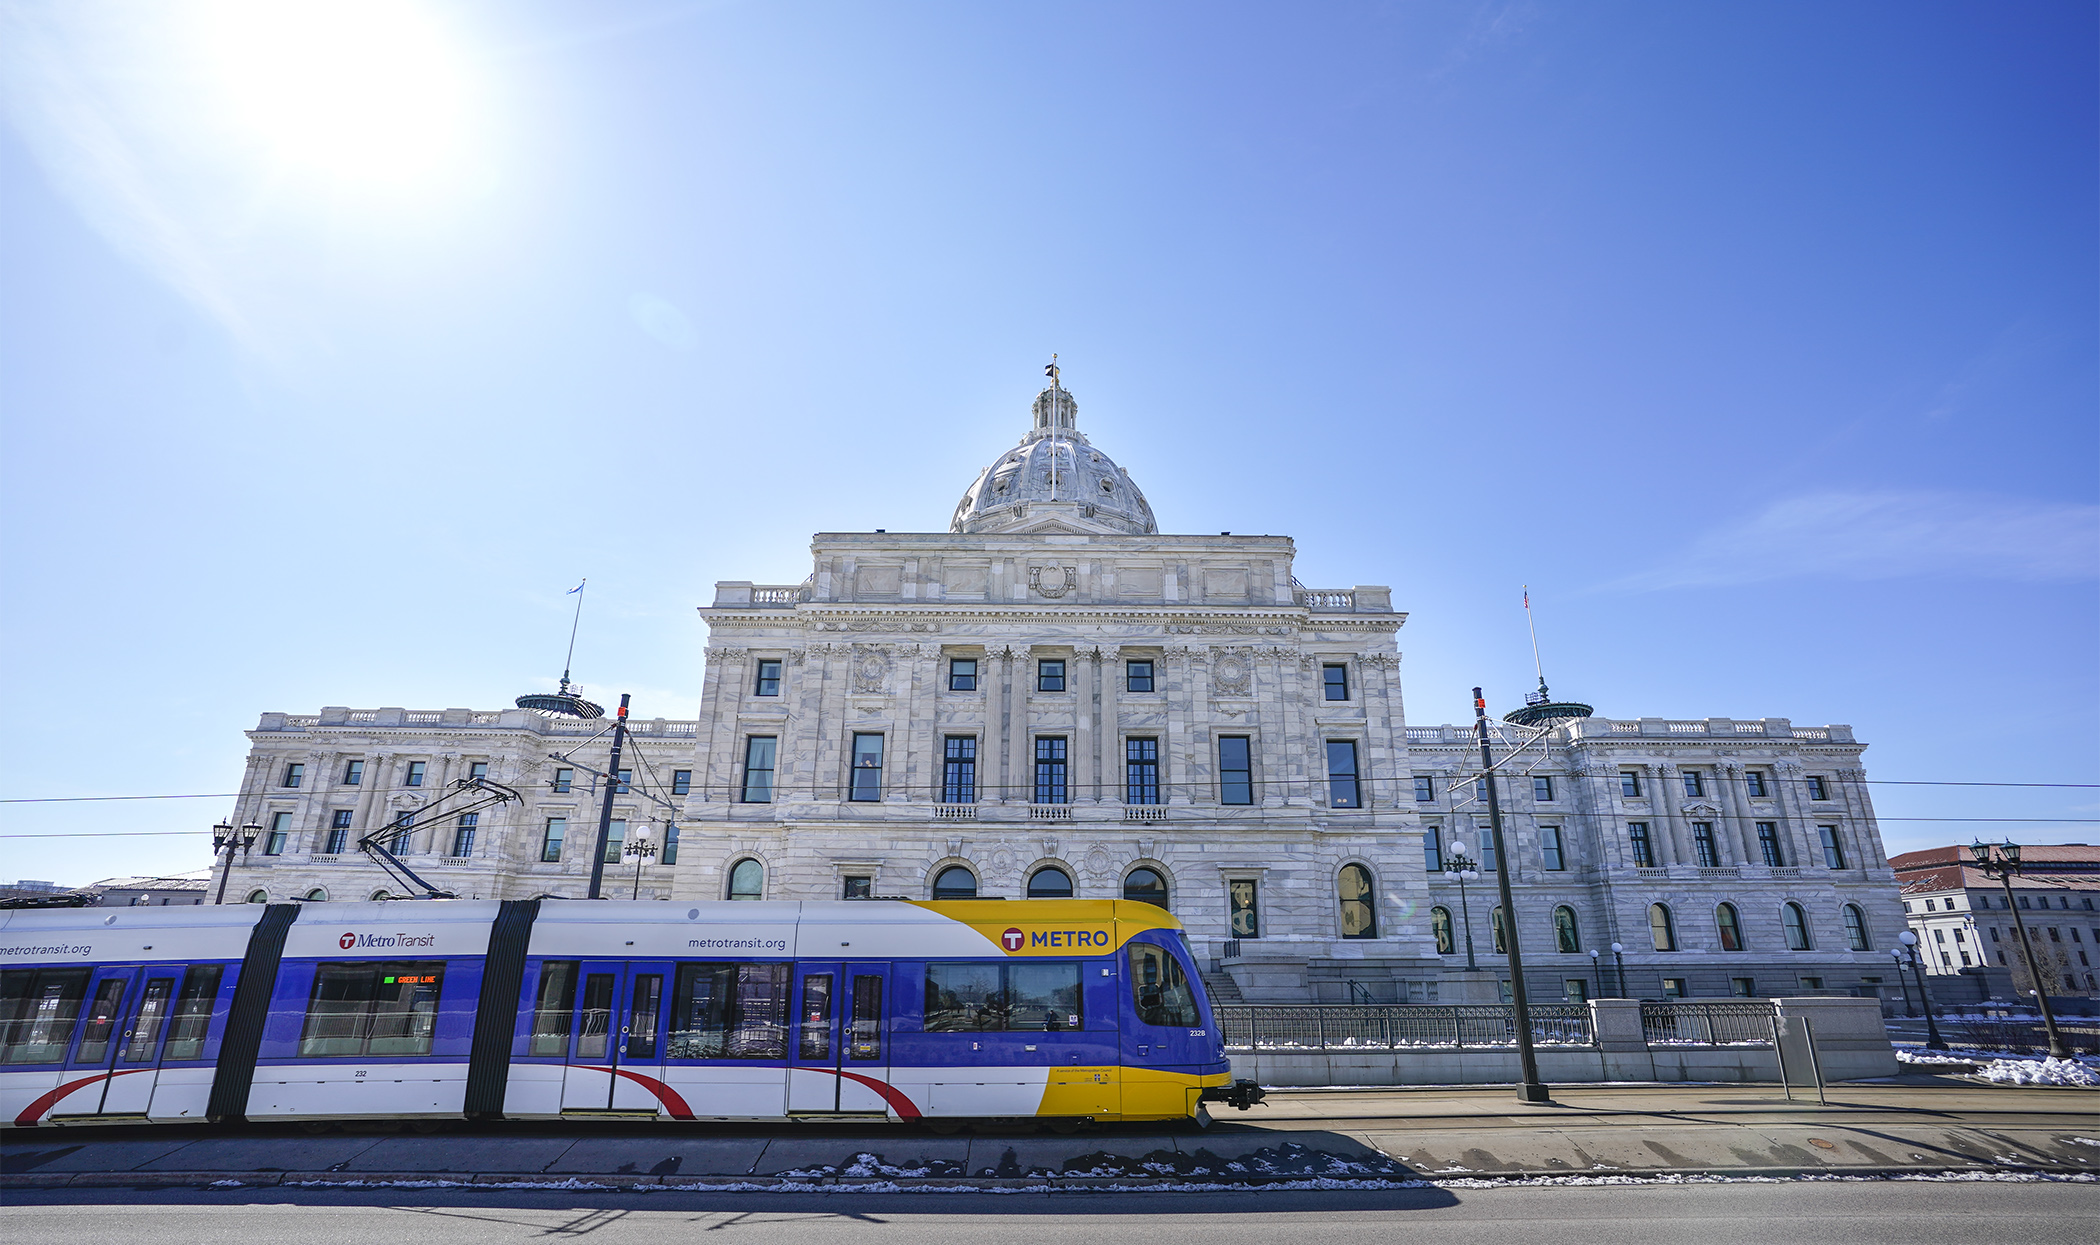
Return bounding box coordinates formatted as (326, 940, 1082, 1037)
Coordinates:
(623, 822, 659, 900)
(1890, 947, 1916, 1017)
(211, 819, 262, 904)
(1969, 839, 2069, 1059)
(1442, 841, 1483, 972)
(1896, 930, 1948, 1051)
(1609, 942, 1627, 1000)
(1588, 948, 1601, 1000)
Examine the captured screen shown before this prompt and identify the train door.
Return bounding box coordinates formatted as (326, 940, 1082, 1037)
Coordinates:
(558, 959, 671, 1114)
(57, 965, 177, 1118)
(786, 962, 893, 1116)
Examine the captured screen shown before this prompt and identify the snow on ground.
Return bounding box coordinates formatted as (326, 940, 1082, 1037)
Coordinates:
(1975, 1057, 2100, 1088)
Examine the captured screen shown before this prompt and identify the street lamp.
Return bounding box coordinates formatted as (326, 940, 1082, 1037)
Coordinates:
(211, 820, 262, 905)
(1609, 942, 1627, 1000)
(1890, 947, 1916, 1017)
(1588, 948, 1600, 1001)
(1896, 930, 1947, 1051)
(623, 822, 659, 900)
(1969, 839, 2069, 1059)
(1442, 840, 1483, 972)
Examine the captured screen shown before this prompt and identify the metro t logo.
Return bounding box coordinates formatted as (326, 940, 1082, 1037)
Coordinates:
(1000, 927, 1025, 952)
(339, 933, 357, 950)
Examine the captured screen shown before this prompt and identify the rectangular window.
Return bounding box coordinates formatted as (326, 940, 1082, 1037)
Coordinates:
(1125, 738, 1160, 805)
(1563, 979, 1589, 1003)
(849, 734, 884, 801)
(842, 875, 871, 898)
(1414, 776, 1435, 802)
(282, 763, 304, 789)
(343, 759, 364, 786)
(469, 762, 489, 782)
(264, 811, 291, 856)
(1629, 823, 1655, 868)
(528, 961, 578, 1057)
(0, 967, 90, 1064)
(948, 658, 977, 692)
(451, 814, 477, 857)
(1034, 737, 1068, 804)
(1682, 771, 1704, 798)
(1228, 879, 1260, 938)
(671, 769, 692, 797)
(1424, 825, 1444, 873)
(297, 962, 445, 1057)
(1326, 740, 1361, 808)
(1477, 827, 1497, 872)
(405, 761, 426, 788)
(1798, 977, 1823, 992)
(1540, 826, 1565, 871)
(1533, 775, 1554, 802)
(600, 819, 627, 865)
(668, 963, 792, 1059)
(1692, 823, 1719, 868)
(1322, 664, 1349, 701)
(942, 736, 977, 803)
(1819, 825, 1847, 869)
(1219, 736, 1253, 805)
(615, 769, 631, 794)
(923, 962, 1084, 1032)
(540, 817, 566, 862)
(1619, 771, 1642, 798)
(1037, 659, 1066, 692)
(1744, 770, 1768, 798)
(161, 964, 224, 1062)
(1757, 822, 1784, 866)
(1661, 978, 1686, 1000)
(753, 659, 782, 696)
(1807, 775, 1829, 801)
(552, 767, 573, 794)
(327, 809, 353, 855)
(1126, 659, 1155, 693)
(1730, 977, 1756, 998)
(741, 737, 777, 803)
(661, 824, 680, 865)
(1474, 777, 1489, 802)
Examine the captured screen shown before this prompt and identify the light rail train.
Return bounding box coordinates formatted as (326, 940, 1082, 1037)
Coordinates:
(0, 898, 1259, 1129)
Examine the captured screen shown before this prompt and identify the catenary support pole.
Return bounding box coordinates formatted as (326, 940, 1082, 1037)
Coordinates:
(585, 694, 631, 900)
(1999, 870, 2070, 1059)
(1476, 686, 1551, 1104)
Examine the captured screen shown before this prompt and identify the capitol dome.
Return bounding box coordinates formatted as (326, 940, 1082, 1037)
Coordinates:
(949, 385, 1158, 536)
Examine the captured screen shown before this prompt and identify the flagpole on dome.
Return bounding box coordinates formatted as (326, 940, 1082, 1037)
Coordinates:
(516, 579, 604, 718)
(1046, 354, 1062, 501)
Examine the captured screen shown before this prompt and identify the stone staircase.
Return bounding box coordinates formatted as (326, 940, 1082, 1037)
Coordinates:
(1201, 962, 1246, 1003)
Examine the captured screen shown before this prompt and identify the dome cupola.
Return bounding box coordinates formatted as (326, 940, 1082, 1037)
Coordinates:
(949, 382, 1157, 536)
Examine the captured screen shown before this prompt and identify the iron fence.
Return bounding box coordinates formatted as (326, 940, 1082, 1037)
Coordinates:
(1216, 1004, 1595, 1050)
(1640, 1001, 1777, 1047)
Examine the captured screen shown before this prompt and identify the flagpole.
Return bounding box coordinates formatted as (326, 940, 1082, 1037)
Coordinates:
(562, 580, 587, 695)
(1523, 585, 1545, 692)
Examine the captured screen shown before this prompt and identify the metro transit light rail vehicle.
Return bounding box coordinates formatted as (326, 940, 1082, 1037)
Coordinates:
(0, 898, 1261, 1129)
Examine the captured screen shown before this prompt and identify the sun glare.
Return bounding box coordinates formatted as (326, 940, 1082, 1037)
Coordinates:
(196, 0, 477, 196)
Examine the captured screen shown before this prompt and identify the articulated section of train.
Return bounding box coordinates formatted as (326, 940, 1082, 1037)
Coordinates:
(0, 898, 1261, 1128)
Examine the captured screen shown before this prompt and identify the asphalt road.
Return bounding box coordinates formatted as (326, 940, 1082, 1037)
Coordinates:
(4, 1181, 2097, 1244)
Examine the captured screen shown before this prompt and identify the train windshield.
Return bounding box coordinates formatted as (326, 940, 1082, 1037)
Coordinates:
(1128, 942, 1199, 1028)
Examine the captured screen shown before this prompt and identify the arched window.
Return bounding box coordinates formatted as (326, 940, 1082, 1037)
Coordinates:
(1339, 864, 1377, 939)
(245, 890, 269, 904)
(1782, 901, 1813, 950)
(1842, 903, 1871, 951)
(1027, 866, 1073, 898)
(304, 888, 328, 903)
(728, 859, 764, 901)
(932, 865, 978, 900)
(1122, 867, 1168, 909)
(1431, 906, 1454, 955)
(1716, 903, 1744, 952)
(1648, 903, 1677, 952)
(1490, 905, 1508, 954)
(1553, 905, 1580, 954)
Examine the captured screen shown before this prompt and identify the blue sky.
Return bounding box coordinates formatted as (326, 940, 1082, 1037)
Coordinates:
(2, 1, 2093, 886)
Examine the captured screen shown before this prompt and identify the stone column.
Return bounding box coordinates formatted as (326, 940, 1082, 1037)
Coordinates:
(1361, 652, 1403, 810)
(1100, 645, 1124, 805)
(1841, 767, 1889, 867)
(699, 647, 747, 804)
(1074, 645, 1100, 803)
(1652, 762, 1686, 866)
(990, 645, 1017, 804)
(1718, 762, 1759, 864)
(903, 643, 939, 805)
(1163, 645, 1199, 805)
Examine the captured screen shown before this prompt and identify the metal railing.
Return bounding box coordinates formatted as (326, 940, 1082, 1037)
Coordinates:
(1641, 1001, 1777, 1047)
(1216, 1004, 1595, 1050)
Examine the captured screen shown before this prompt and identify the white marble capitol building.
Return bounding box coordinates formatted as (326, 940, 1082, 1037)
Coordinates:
(222, 382, 1907, 1005)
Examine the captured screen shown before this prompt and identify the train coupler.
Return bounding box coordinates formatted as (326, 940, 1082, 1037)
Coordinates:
(1199, 1079, 1268, 1111)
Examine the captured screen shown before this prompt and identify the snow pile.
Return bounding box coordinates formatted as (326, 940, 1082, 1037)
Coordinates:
(1975, 1057, 2100, 1088)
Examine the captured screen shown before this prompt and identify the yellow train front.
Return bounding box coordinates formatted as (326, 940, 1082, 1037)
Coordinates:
(1, 896, 1262, 1128)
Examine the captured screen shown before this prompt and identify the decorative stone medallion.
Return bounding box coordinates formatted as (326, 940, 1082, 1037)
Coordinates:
(1029, 565, 1077, 599)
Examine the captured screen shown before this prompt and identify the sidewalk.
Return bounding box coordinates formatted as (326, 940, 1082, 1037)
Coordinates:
(4, 1079, 2096, 1190)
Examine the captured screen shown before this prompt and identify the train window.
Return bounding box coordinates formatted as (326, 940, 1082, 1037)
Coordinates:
(625, 974, 664, 1061)
(1, 968, 91, 1064)
(161, 965, 224, 1061)
(850, 975, 883, 1060)
(576, 974, 615, 1060)
(668, 963, 791, 1060)
(530, 962, 579, 1056)
(297, 961, 446, 1058)
(74, 978, 130, 1064)
(799, 974, 834, 1060)
(121, 978, 176, 1062)
(1129, 944, 1199, 1028)
(923, 962, 1083, 1032)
